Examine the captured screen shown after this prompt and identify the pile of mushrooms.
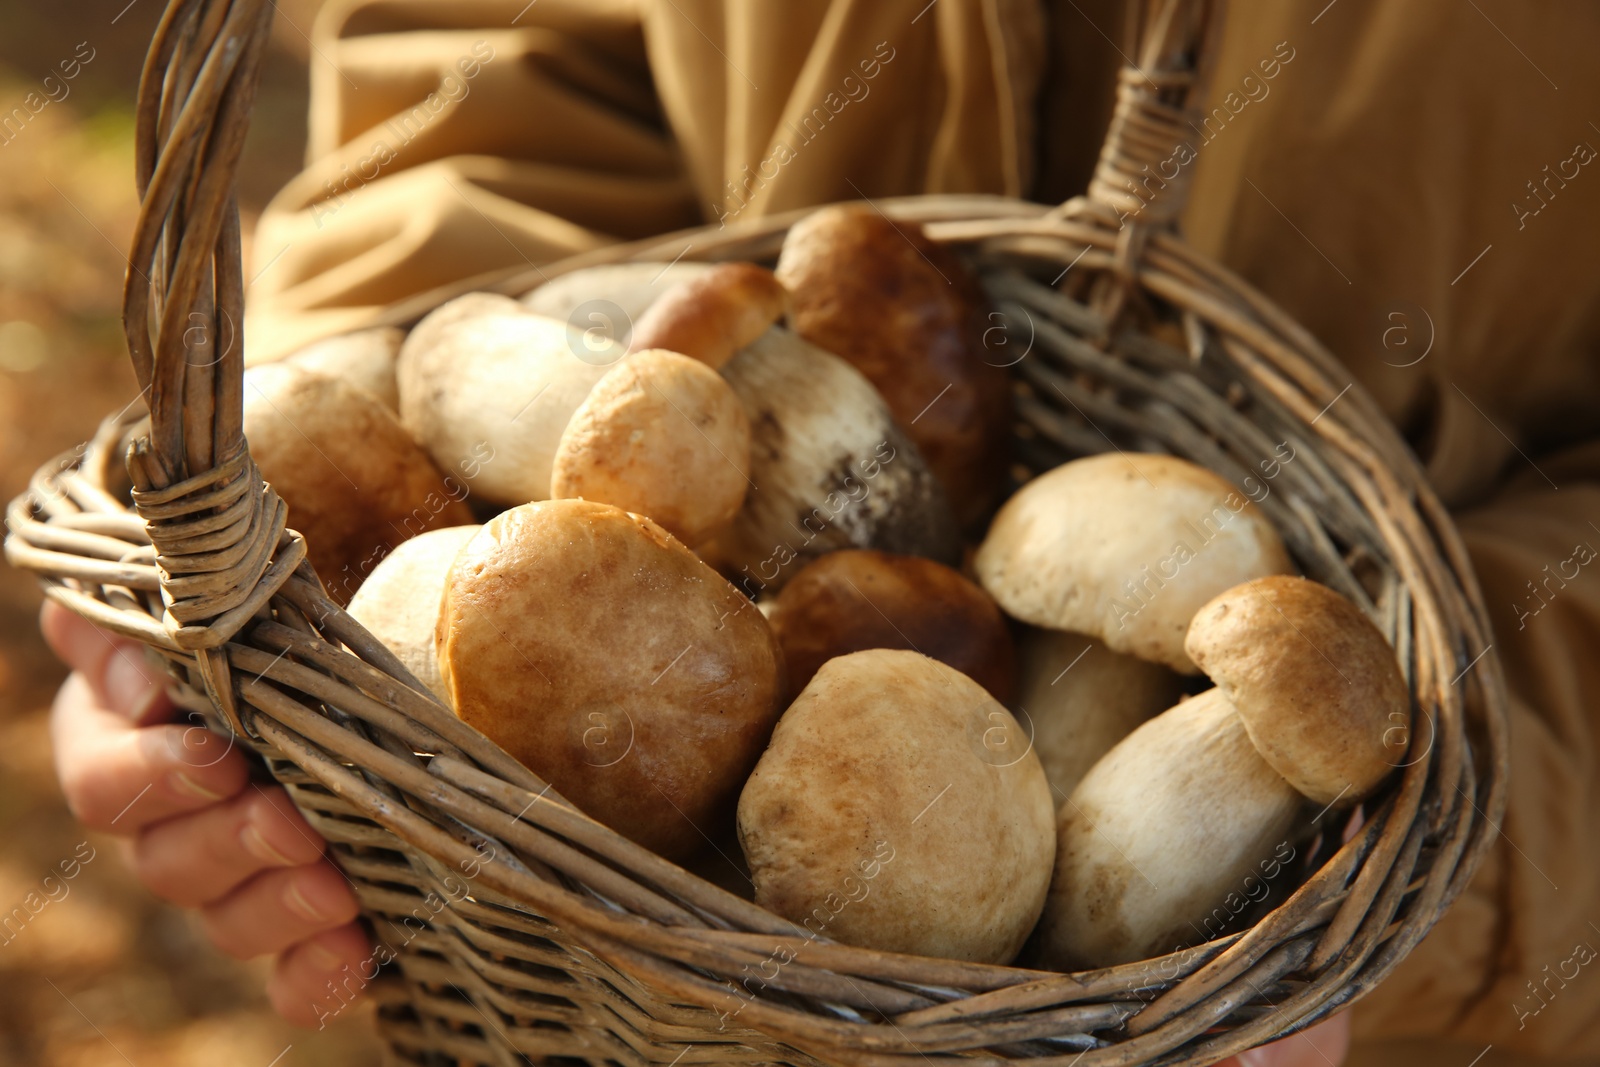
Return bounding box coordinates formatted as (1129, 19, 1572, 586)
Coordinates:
(1036, 575, 1408, 968)
(248, 203, 1408, 973)
(974, 451, 1293, 799)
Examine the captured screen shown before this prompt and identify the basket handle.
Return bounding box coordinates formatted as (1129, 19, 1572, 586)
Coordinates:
(1080, 0, 1225, 228)
(122, 0, 293, 650)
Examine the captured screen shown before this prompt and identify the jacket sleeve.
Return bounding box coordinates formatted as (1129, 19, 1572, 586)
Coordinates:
(244, 0, 698, 362)
(245, 0, 1046, 363)
(1350, 445, 1600, 1058)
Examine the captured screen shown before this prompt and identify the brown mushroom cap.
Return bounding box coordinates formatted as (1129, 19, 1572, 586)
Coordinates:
(737, 649, 1055, 964)
(437, 499, 785, 860)
(628, 262, 789, 369)
(242, 363, 474, 605)
(550, 349, 751, 546)
(776, 205, 1011, 526)
(1185, 575, 1408, 807)
(974, 452, 1294, 673)
(767, 549, 1015, 701)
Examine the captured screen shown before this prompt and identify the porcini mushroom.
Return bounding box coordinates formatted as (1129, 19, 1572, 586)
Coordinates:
(776, 205, 1011, 525)
(716, 327, 960, 593)
(550, 349, 751, 547)
(1035, 575, 1408, 969)
(396, 300, 626, 506)
(346, 524, 481, 703)
(242, 363, 475, 605)
(1185, 575, 1410, 806)
(1016, 629, 1186, 799)
(738, 649, 1055, 964)
(406, 291, 523, 358)
(974, 452, 1294, 673)
(286, 326, 404, 411)
(628, 262, 789, 369)
(437, 499, 785, 861)
(522, 262, 717, 336)
(766, 549, 1015, 702)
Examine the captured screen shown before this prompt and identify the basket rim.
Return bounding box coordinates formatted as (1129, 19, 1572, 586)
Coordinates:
(5, 0, 1510, 1054)
(8, 194, 1511, 1066)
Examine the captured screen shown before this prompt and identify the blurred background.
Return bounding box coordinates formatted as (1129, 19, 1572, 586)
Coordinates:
(0, 0, 384, 1062)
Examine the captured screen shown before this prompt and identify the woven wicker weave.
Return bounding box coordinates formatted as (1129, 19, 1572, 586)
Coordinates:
(6, 0, 1509, 1064)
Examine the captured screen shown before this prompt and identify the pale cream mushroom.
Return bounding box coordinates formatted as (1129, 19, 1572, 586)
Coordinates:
(346, 524, 481, 703)
(396, 298, 626, 505)
(406, 292, 523, 357)
(1015, 629, 1186, 799)
(738, 649, 1055, 964)
(715, 327, 960, 593)
(550, 349, 750, 547)
(974, 452, 1294, 673)
(286, 326, 404, 410)
(521, 262, 717, 341)
(1036, 575, 1407, 969)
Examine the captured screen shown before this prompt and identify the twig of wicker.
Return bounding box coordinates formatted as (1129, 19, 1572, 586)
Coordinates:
(5, 0, 1508, 1064)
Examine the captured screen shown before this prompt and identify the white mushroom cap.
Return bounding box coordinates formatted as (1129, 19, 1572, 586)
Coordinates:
(286, 326, 403, 410)
(406, 292, 523, 358)
(346, 524, 481, 702)
(974, 453, 1293, 673)
(397, 303, 626, 505)
(521, 262, 717, 341)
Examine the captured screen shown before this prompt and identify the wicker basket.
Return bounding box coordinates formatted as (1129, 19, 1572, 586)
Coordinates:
(6, 0, 1509, 1063)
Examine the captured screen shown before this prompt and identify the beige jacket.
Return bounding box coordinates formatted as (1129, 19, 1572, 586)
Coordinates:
(246, 2, 1600, 1062)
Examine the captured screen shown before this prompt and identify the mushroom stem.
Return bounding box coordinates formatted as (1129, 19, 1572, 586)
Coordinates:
(1036, 688, 1302, 970)
(715, 327, 960, 587)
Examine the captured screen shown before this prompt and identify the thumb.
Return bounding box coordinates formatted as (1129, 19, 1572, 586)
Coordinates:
(40, 600, 173, 725)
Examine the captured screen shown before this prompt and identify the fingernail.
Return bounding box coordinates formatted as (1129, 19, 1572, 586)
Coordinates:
(104, 648, 163, 722)
(285, 879, 329, 923)
(124, 688, 165, 724)
(241, 823, 298, 867)
(166, 725, 226, 769)
(169, 772, 225, 802)
(305, 941, 345, 971)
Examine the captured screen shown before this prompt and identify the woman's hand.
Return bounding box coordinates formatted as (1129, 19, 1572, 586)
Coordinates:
(41, 600, 372, 1027)
(1216, 1011, 1351, 1066)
